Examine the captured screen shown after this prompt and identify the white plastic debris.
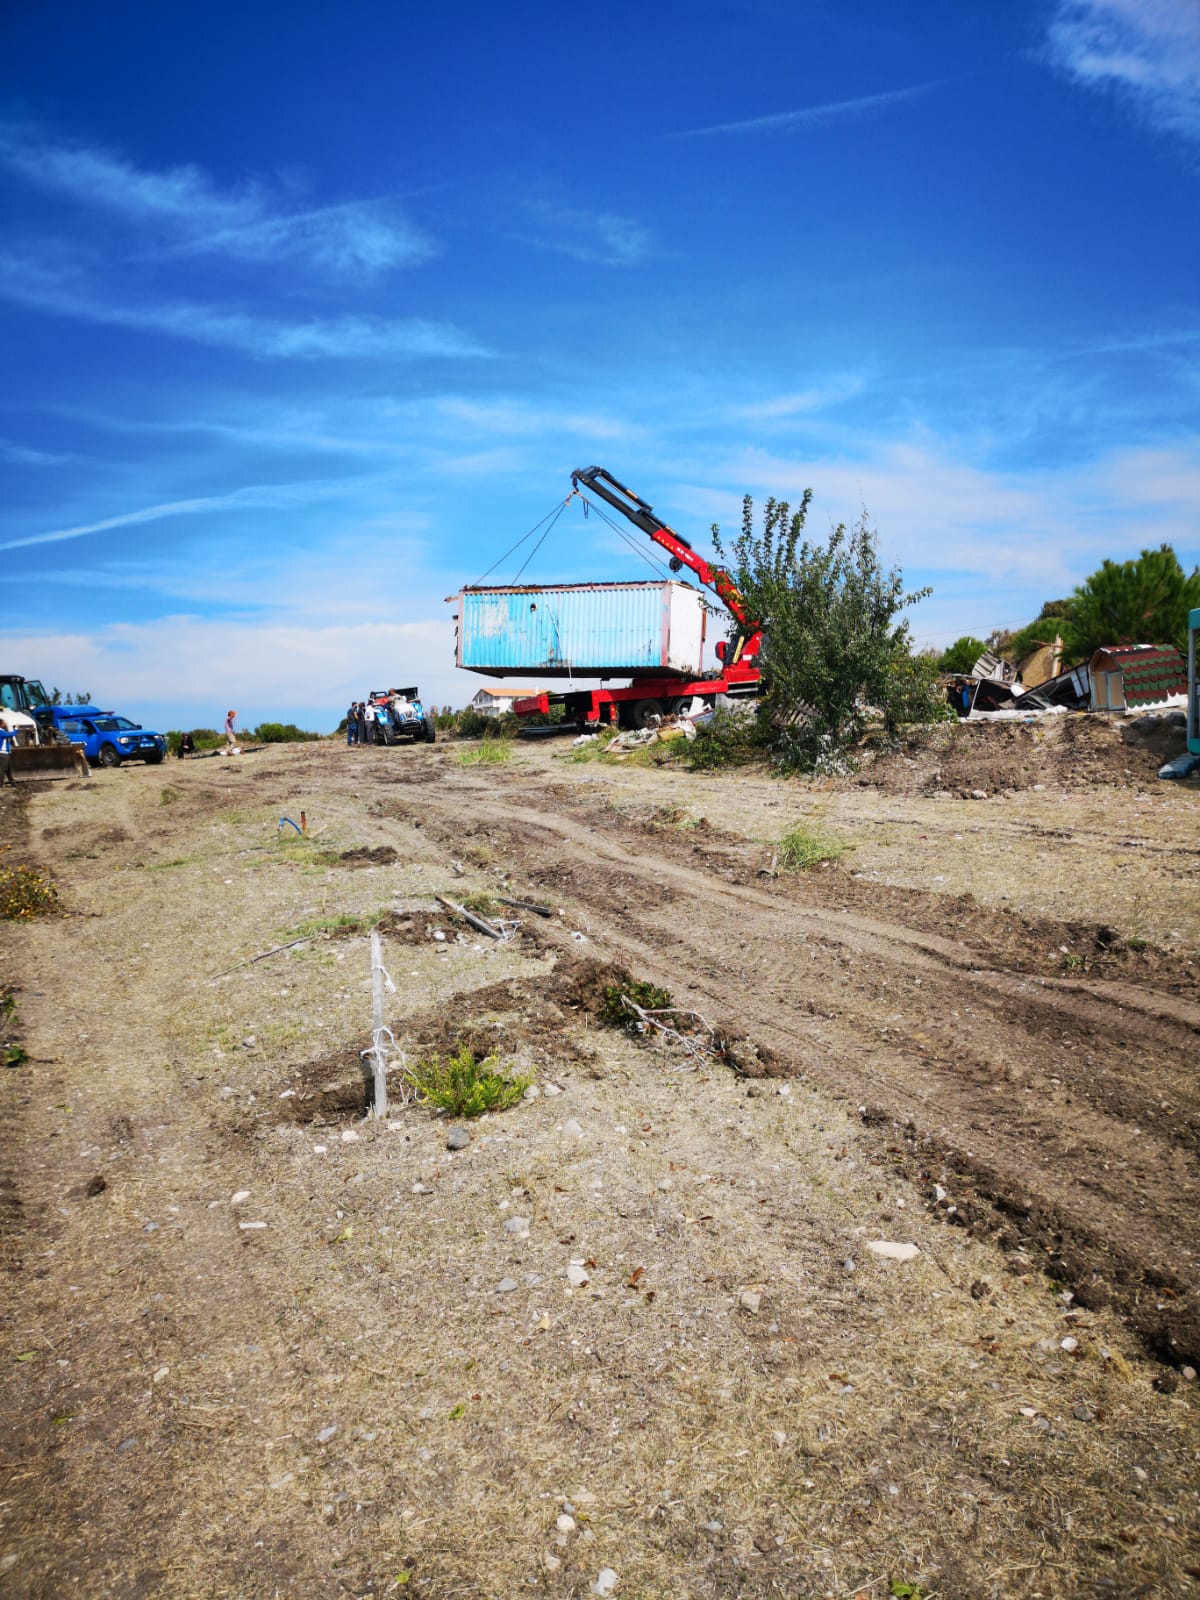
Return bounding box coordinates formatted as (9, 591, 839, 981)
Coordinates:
(594, 1569, 618, 1596)
(567, 1262, 590, 1288)
(238, 1221, 267, 1231)
(867, 1241, 920, 1262)
(230, 1190, 251, 1206)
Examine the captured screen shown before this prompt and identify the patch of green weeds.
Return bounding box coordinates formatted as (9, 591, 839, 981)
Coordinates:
(4, 1044, 29, 1068)
(889, 1583, 929, 1600)
(777, 821, 848, 871)
(458, 740, 512, 766)
(147, 854, 205, 871)
(1126, 936, 1148, 953)
(598, 977, 675, 1031)
(1061, 952, 1087, 972)
(0, 863, 59, 920)
(159, 786, 180, 806)
(406, 1044, 531, 1117)
(561, 726, 620, 763)
(284, 908, 389, 941)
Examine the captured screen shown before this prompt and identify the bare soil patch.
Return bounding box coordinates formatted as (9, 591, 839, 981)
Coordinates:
(1, 736, 1198, 1599)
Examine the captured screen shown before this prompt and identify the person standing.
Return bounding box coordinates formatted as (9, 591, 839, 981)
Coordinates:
(0, 720, 17, 787)
(346, 703, 358, 746)
(355, 702, 368, 746)
(224, 709, 238, 752)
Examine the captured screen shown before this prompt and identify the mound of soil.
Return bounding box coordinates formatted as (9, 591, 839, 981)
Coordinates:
(856, 715, 1170, 797)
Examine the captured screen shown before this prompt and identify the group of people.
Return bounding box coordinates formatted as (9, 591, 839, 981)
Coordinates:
(345, 701, 378, 746)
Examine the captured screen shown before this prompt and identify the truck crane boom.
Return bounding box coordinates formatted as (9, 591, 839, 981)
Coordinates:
(570, 466, 762, 667)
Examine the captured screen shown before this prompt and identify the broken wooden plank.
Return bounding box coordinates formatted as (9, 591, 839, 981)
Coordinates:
(434, 892, 505, 940)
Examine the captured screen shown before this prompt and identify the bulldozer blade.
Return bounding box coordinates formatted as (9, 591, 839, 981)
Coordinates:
(11, 746, 90, 782)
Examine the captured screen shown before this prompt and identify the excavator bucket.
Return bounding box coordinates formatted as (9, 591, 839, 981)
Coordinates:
(10, 742, 90, 782)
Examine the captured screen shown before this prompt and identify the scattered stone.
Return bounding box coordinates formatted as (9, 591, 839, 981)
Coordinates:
(867, 1241, 920, 1263)
(557, 1514, 576, 1533)
(85, 1174, 107, 1197)
(567, 1263, 590, 1288)
(543, 1082, 563, 1097)
(970, 789, 988, 800)
(446, 1127, 470, 1151)
(497, 1278, 519, 1294)
(504, 1217, 531, 1235)
(1060, 1336, 1079, 1353)
(231, 1190, 251, 1206)
(842, 1259, 856, 1273)
(594, 1570, 618, 1596)
(1018, 1406, 1037, 1418)
(523, 1084, 541, 1101)
(239, 1221, 267, 1231)
(269, 1473, 295, 1489)
(933, 1185, 948, 1203)
(1181, 1366, 1197, 1383)
(562, 1118, 584, 1141)
(316, 1425, 337, 1444)
(1072, 1403, 1094, 1422)
(702, 1521, 723, 1533)
(738, 1291, 762, 1314)
(152, 1366, 169, 1384)
(544, 1555, 561, 1573)
(341, 1129, 359, 1143)
(412, 1183, 432, 1194)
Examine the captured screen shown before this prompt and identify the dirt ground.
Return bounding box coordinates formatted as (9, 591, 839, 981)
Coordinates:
(1, 716, 1198, 1599)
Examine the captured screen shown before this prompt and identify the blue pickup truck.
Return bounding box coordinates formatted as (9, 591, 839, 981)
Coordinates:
(43, 706, 167, 768)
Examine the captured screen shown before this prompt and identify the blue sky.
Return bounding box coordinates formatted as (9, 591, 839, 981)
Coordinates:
(2, 0, 1198, 731)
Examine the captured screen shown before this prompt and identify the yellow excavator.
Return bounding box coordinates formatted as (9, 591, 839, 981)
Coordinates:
(0, 676, 90, 781)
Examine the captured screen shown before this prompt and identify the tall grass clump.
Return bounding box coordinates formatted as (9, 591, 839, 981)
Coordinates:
(458, 740, 512, 766)
(777, 821, 848, 871)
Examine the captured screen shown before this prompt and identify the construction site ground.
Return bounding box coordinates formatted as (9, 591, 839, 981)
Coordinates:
(1, 712, 1198, 1600)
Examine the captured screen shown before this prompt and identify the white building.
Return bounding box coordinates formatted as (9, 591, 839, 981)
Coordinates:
(467, 686, 538, 717)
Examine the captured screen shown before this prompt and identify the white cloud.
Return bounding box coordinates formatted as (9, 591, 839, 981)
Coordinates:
(1047, 0, 1200, 140)
(0, 255, 488, 361)
(524, 204, 651, 265)
(676, 80, 948, 138)
(726, 377, 866, 421)
(0, 124, 434, 275)
(4, 614, 477, 729)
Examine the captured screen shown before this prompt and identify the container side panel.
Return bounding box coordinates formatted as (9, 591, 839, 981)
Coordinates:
(456, 583, 706, 676)
(665, 586, 706, 674)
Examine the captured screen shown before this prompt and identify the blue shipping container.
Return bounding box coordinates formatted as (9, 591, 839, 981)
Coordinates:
(452, 582, 707, 678)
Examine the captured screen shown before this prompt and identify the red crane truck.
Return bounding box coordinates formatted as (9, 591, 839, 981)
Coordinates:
(512, 467, 763, 728)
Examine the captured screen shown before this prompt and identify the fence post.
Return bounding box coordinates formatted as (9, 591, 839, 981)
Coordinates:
(370, 928, 388, 1118)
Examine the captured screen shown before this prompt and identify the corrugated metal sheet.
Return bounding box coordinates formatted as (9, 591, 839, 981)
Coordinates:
(452, 582, 706, 678)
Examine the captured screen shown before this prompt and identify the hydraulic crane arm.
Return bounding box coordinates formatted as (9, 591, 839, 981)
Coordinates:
(570, 466, 761, 661)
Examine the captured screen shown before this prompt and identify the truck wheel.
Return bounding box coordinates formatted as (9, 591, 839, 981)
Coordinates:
(98, 743, 121, 768)
(630, 699, 663, 730)
(423, 719, 436, 743)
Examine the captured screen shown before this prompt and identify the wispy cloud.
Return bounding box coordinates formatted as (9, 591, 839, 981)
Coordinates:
(675, 79, 948, 138)
(727, 377, 866, 421)
(0, 478, 360, 552)
(1046, 1, 1200, 141)
(524, 203, 651, 265)
(0, 255, 488, 360)
(0, 437, 75, 467)
(0, 123, 434, 275)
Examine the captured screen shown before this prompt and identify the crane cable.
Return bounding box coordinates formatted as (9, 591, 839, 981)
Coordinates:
(471, 488, 684, 589)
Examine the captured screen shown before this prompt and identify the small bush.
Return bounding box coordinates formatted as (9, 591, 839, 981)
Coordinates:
(598, 977, 675, 1031)
(0, 863, 59, 920)
(253, 722, 320, 743)
(686, 708, 765, 771)
(407, 1045, 531, 1116)
(777, 822, 847, 871)
(458, 741, 512, 766)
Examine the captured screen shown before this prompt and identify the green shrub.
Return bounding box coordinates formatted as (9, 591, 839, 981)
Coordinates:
(407, 1045, 531, 1116)
(777, 822, 847, 871)
(686, 708, 765, 770)
(598, 977, 675, 1031)
(253, 722, 320, 743)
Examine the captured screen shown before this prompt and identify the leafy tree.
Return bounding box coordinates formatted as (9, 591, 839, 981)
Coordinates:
(711, 494, 945, 773)
(1064, 545, 1200, 661)
(936, 636, 987, 675)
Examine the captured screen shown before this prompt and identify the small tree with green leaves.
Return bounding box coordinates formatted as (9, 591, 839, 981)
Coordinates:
(1064, 545, 1199, 662)
(936, 636, 987, 675)
(712, 494, 943, 772)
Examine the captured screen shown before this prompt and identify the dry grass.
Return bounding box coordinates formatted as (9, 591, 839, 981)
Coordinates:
(1, 745, 1196, 1599)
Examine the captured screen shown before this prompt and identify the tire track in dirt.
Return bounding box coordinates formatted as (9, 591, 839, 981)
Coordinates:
(390, 774, 1200, 1365)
